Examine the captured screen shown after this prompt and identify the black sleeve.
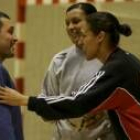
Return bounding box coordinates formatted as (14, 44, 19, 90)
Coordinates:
(27, 60, 129, 120)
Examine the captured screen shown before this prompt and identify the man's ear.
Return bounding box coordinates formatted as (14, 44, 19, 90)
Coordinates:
(97, 31, 106, 43)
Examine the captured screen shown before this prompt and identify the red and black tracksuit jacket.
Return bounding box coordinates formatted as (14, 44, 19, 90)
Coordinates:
(28, 47, 140, 140)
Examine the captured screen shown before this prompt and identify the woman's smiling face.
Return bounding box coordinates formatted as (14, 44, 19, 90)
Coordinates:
(65, 8, 87, 48)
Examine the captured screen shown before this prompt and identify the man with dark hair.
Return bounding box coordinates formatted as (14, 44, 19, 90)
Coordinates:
(0, 11, 24, 140)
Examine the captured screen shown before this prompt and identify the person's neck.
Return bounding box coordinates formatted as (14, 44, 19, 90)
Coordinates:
(97, 45, 116, 64)
(75, 45, 84, 55)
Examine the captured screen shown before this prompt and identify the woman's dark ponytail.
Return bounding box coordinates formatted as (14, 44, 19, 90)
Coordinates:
(118, 24, 132, 36)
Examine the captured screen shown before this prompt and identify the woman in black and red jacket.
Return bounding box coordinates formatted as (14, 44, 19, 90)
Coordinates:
(0, 12, 140, 140)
